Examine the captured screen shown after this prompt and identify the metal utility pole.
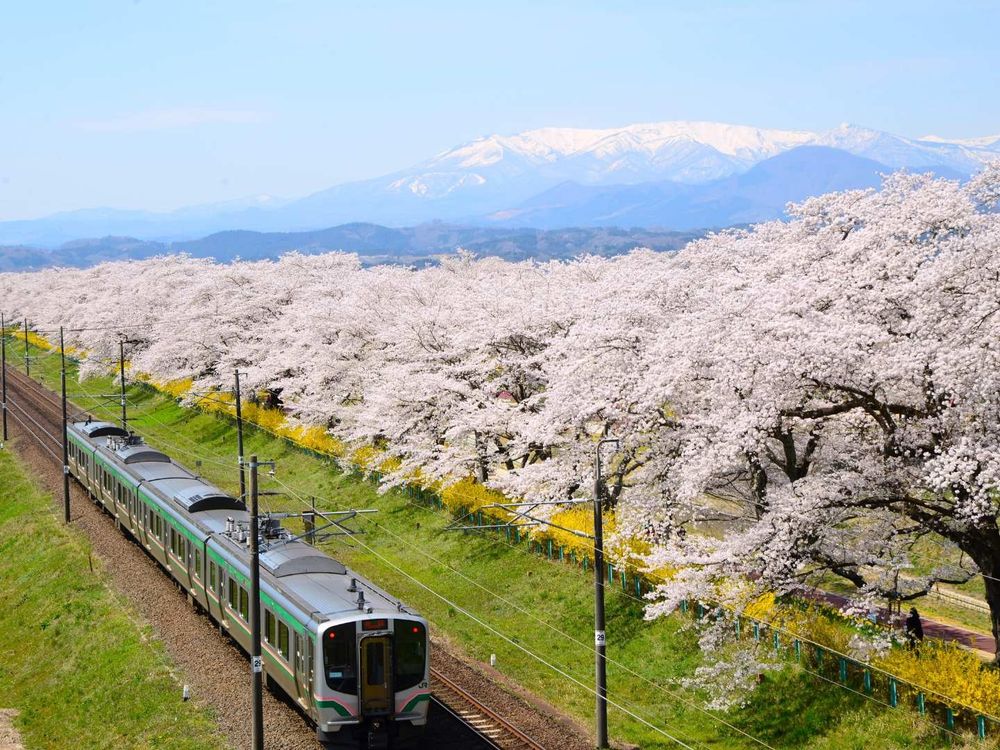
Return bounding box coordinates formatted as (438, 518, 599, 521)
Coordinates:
(1, 312, 8, 443)
(23, 318, 29, 376)
(118, 339, 128, 431)
(61, 328, 71, 524)
(248, 455, 264, 750)
(594, 437, 619, 750)
(234, 370, 246, 503)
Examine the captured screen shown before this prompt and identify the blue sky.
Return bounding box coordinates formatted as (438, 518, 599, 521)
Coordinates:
(1, 0, 997, 220)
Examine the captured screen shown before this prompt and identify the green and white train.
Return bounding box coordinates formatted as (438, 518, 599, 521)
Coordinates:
(66, 419, 430, 749)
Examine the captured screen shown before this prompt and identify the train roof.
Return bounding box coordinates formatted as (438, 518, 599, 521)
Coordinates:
(114, 444, 170, 464)
(75, 421, 128, 438)
(70, 419, 418, 624)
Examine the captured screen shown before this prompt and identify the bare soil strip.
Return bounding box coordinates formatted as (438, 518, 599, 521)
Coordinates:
(0, 709, 24, 750)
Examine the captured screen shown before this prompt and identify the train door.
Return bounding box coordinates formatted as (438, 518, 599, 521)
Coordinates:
(294, 633, 314, 711)
(359, 636, 392, 715)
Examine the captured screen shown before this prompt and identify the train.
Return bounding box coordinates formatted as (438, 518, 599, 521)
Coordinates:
(65, 417, 430, 749)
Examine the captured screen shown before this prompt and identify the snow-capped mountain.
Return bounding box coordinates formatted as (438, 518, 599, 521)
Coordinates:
(1, 120, 998, 246)
(276, 121, 998, 229)
(386, 121, 818, 199)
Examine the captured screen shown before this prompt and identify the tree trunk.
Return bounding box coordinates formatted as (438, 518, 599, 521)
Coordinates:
(981, 564, 1000, 665)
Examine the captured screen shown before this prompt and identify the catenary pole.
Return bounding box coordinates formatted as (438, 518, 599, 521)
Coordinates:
(1, 312, 8, 442)
(61, 327, 70, 524)
(119, 339, 127, 431)
(248, 455, 264, 750)
(235, 370, 246, 503)
(23, 317, 29, 376)
(594, 438, 619, 750)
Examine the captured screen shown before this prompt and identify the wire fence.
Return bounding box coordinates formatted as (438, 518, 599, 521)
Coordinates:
(395, 479, 1000, 742)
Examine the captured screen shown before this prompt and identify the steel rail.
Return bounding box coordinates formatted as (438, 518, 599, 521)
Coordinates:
(4, 394, 62, 447)
(429, 696, 504, 750)
(430, 667, 548, 750)
(4, 365, 64, 417)
(2, 400, 62, 463)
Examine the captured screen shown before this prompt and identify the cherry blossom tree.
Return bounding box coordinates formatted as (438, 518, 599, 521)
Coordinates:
(2, 163, 999, 660)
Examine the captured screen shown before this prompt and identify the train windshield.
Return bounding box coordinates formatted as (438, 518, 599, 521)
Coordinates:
(393, 620, 426, 691)
(323, 621, 358, 694)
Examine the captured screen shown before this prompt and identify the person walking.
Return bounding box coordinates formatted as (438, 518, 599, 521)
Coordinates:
(904, 607, 924, 649)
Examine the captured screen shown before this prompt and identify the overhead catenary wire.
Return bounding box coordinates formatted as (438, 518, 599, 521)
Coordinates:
(396, 492, 1000, 726)
(262, 472, 718, 749)
(335, 525, 705, 749)
(362, 515, 780, 750)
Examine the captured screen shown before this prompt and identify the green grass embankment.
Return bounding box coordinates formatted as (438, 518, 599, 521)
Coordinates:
(0, 446, 226, 750)
(12, 341, 991, 749)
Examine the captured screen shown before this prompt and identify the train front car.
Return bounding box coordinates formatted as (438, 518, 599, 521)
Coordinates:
(316, 614, 430, 749)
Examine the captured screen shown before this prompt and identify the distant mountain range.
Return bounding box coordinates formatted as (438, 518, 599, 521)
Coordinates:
(0, 224, 702, 272)
(1, 120, 997, 249)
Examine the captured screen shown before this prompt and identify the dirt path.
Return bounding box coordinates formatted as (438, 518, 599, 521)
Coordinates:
(811, 588, 996, 656)
(0, 709, 24, 750)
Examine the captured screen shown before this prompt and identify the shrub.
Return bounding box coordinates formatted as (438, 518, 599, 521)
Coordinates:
(874, 641, 1000, 717)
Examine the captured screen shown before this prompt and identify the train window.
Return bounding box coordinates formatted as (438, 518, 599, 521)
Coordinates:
(228, 578, 238, 610)
(277, 622, 290, 660)
(194, 549, 201, 578)
(323, 622, 357, 694)
(264, 610, 276, 644)
(365, 641, 385, 686)
(393, 620, 426, 691)
(209, 562, 217, 590)
(239, 587, 249, 621)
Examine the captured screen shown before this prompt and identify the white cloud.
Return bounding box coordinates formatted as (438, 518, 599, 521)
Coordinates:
(75, 107, 270, 133)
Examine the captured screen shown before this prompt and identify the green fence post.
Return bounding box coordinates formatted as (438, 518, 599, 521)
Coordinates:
(916, 693, 925, 716)
(752, 622, 760, 642)
(735, 618, 742, 637)
(794, 639, 801, 661)
(978, 716, 986, 740)
(621, 570, 626, 590)
(946, 708, 955, 731)
(696, 603, 704, 620)
(514, 528, 520, 544)
(815, 646, 824, 665)
(863, 669, 872, 694)
(505, 525, 510, 541)
(889, 679, 898, 708)
(680, 600, 688, 614)
(583, 556, 588, 572)
(838, 658, 847, 683)
(608, 562, 614, 581)
(547, 539, 552, 558)
(560, 546, 565, 562)
(773, 631, 780, 651)
(634, 576, 641, 597)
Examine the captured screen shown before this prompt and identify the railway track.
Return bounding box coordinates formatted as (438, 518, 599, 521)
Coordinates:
(430, 668, 547, 750)
(1, 361, 558, 750)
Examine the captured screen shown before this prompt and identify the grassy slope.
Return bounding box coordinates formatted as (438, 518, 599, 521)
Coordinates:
(0, 447, 226, 750)
(15, 342, 989, 749)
